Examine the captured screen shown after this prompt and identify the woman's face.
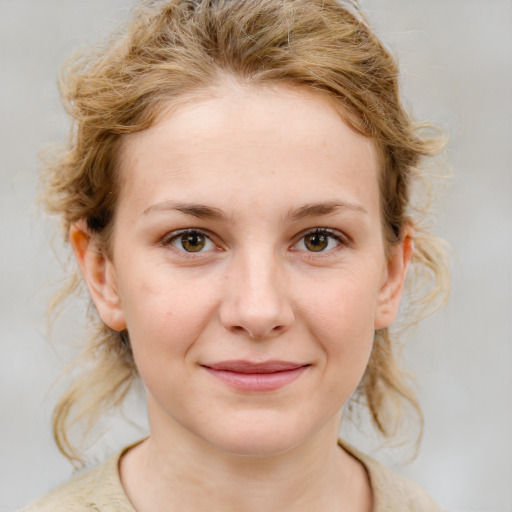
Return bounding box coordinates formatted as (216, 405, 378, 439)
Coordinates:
(79, 83, 410, 456)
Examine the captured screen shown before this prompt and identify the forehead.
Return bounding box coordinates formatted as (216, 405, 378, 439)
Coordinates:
(118, 82, 381, 218)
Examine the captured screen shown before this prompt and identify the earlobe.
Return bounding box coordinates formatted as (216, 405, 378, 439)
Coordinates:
(374, 227, 414, 330)
(69, 223, 126, 331)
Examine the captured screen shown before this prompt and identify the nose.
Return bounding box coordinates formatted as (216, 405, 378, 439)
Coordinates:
(219, 248, 295, 339)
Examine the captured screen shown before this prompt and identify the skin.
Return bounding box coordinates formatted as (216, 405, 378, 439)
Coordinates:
(71, 81, 413, 512)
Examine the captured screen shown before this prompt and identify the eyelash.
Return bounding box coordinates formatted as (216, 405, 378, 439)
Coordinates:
(161, 229, 219, 254)
(292, 228, 349, 255)
(161, 227, 349, 256)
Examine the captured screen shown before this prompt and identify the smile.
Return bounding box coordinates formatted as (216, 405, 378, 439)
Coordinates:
(201, 360, 310, 392)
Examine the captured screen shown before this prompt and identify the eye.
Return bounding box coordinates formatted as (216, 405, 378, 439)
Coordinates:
(165, 230, 216, 253)
(293, 228, 345, 253)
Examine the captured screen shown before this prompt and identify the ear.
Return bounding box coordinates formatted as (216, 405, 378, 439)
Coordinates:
(69, 222, 127, 331)
(374, 224, 414, 330)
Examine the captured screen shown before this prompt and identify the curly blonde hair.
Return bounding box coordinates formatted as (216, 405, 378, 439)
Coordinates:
(41, 0, 450, 465)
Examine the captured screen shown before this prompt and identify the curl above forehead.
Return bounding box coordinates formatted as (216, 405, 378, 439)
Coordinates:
(61, 0, 404, 135)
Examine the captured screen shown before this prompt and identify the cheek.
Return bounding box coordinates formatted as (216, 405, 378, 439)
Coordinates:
(117, 265, 222, 363)
(298, 273, 379, 369)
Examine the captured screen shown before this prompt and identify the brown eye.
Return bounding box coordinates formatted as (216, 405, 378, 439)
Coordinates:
(303, 232, 329, 252)
(293, 229, 344, 254)
(166, 230, 216, 253)
(180, 232, 206, 252)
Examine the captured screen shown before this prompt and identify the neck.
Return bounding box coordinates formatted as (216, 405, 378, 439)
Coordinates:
(120, 408, 372, 512)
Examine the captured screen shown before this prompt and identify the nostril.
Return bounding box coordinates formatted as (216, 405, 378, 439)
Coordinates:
(229, 322, 288, 339)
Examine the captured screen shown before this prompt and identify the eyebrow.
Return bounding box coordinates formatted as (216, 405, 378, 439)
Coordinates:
(143, 201, 228, 221)
(143, 200, 367, 221)
(287, 200, 368, 220)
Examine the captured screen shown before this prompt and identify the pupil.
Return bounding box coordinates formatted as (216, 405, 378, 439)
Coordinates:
(182, 233, 205, 252)
(305, 233, 328, 252)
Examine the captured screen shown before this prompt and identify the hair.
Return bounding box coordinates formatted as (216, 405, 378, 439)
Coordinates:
(40, 0, 450, 465)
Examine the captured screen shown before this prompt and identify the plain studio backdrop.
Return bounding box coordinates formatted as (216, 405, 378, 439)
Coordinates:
(1, 1, 511, 511)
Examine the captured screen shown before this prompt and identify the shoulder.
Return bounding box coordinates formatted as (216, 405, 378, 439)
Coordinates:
(20, 449, 135, 512)
(21, 465, 100, 512)
(365, 458, 444, 512)
(339, 440, 446, 512)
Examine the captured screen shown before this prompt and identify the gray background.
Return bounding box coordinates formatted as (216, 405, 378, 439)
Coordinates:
(1, 1, 511, 510)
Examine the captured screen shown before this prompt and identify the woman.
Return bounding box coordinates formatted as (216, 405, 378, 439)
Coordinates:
(23, 0, 449, 510)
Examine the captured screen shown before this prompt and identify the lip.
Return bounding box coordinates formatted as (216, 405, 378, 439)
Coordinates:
(202, 360, 310, 392)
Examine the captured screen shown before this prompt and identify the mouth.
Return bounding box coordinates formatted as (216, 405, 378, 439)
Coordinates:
(201, 360, 310, 392)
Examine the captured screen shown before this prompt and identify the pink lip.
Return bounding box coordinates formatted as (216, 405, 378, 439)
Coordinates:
(202, 360, 309, 392)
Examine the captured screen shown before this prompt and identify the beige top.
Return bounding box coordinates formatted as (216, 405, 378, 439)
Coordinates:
(22, 440, 444, 511)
